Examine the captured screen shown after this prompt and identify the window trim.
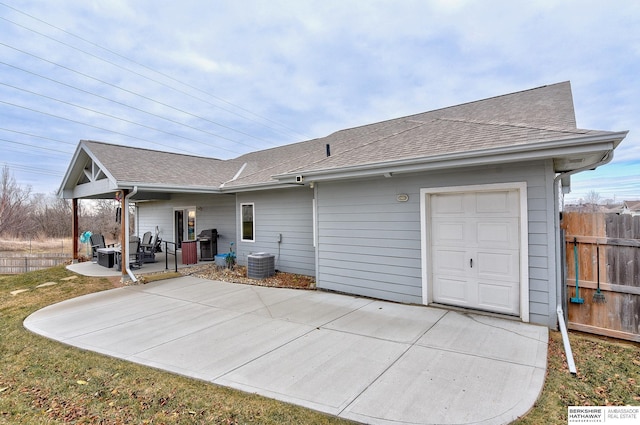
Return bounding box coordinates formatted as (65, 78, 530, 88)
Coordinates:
(240, 202, 255, 242)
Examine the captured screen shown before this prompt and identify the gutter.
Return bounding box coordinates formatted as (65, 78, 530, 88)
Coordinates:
(124, 186, 138, 283)
(273, 131, 626, 183)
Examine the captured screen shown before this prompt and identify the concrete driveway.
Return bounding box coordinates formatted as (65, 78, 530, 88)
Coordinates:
(24, 276, 548, 425)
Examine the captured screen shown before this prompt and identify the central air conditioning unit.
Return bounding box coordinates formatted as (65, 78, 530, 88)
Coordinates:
(247, 252, 275, 279)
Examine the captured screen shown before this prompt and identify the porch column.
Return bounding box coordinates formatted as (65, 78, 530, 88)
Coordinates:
(72, 198, 79, 261)
(120, 189, 128, 280)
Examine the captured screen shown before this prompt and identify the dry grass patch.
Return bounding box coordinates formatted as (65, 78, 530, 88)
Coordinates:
(0, 238, 73, 255)
(513, 331, 640, 424)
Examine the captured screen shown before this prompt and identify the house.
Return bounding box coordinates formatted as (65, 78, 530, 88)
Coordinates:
(58, 82, 628, 328)
(622, 200, 640, 216)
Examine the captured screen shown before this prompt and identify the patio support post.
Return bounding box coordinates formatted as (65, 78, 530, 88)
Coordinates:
(120, 189, 128, 280)
(72, 198, 79, 261)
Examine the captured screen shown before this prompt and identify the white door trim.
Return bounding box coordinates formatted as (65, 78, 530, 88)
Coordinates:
(173, 206, 197, 248)
(420, 182, 530, 322)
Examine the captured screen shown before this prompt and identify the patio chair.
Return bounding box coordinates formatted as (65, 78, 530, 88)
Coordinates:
(139, 231, 156, 263)
(89, 234, 114, 261)
(129, 236, 142, 269)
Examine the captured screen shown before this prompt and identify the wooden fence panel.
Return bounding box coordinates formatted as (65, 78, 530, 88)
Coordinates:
(0, 253, 71, 274)
(562, 212, 640, 342)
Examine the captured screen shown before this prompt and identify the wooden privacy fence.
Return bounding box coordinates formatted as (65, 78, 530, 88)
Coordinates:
(0, 253, 71, 274)
(562, 212, 640, 342)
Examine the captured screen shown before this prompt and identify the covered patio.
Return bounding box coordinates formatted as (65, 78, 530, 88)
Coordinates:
(58, 140, 235, 284)
(67, 249, 215, 277)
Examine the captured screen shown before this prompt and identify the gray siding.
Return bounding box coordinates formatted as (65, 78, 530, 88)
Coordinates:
(136, 193, 236, 257)
(316, 160, 557, 326)
(317, 179, 422, 303)
(236, 187, 315, 276)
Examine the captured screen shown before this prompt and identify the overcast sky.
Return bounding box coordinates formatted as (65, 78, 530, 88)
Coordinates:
(1, 0, 638, 203)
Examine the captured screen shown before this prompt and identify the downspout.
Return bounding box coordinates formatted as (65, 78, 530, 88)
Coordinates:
(124, 186, 138, 283)
(552, 150, 613, 375)
(557, 305, 577, 375)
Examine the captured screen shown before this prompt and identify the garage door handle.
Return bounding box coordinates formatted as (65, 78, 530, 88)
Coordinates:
(470, 258, 473, 268)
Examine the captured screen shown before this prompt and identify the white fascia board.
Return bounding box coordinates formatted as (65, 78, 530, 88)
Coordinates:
(218, 182, 305, 193)
(116, 182, 223, 194)
(67, 178, 114, 199)
(104, 180, 302, 196)
(57, 142, 88, 198)
(273, 132, 627, 183)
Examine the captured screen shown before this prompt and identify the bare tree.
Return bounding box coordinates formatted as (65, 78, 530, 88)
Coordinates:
(29, 193, 72, 238)
(0, 166, 133, 241)
(84, 199, 122, 242)
(584, 190, 602, 212)
(0, 165, 32, 237)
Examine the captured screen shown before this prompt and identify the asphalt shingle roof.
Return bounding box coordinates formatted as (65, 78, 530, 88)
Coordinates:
(81, 141, 237, 188)
(71, 81, 618, 192)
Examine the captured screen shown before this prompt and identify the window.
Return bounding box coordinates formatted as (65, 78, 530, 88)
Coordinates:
(241, 203, 254, 241)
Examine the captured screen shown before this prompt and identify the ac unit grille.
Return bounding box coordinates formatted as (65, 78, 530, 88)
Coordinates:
(247, 253, 275, 279)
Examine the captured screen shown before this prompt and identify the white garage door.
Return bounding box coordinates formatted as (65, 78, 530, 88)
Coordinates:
(430, 189, 521, 315)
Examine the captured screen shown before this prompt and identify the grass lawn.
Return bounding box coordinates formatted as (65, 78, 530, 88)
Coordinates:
(1, 266, 639, 424)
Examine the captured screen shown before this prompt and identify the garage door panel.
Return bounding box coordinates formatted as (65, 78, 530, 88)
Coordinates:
(431, 193, 465, 215)
(432, 220, 467, 245)
(475, 191, 519, 216)
(475, 219, 519, 249)
(434, 277, 469, 305)
(478, 283, 518, 314)
(433, 249, 466, 275)
(476, 250, 519, 282)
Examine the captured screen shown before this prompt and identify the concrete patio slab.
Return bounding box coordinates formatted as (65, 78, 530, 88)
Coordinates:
(324, 299, 447, 343)
(24, 276, 548, 425)
(27, 292, 187, 340)
(217, 327, 410, 415)
(70, 303, 243, 357)
(417, 311, 549, 368)
(129, 313, 315, 381)
(66, 251, 208, 278)
(249, 290, 374, 327)
(341, 345, 546, 425)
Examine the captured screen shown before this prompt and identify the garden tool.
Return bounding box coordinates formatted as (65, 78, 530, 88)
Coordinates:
(593, 243, 606, 303)
(570, 237, 584, 304)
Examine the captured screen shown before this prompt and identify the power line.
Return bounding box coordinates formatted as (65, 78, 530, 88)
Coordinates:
(0, 5, 310, 142)
(0, 137, 73, 155)
(0, 43, 262, 152)
(0, 81, 244, 154)
(0, 60, 262, 151)
(1, 161, 64, 177)
(0, 127, 76, 145)
(0, 99, 205, 156)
